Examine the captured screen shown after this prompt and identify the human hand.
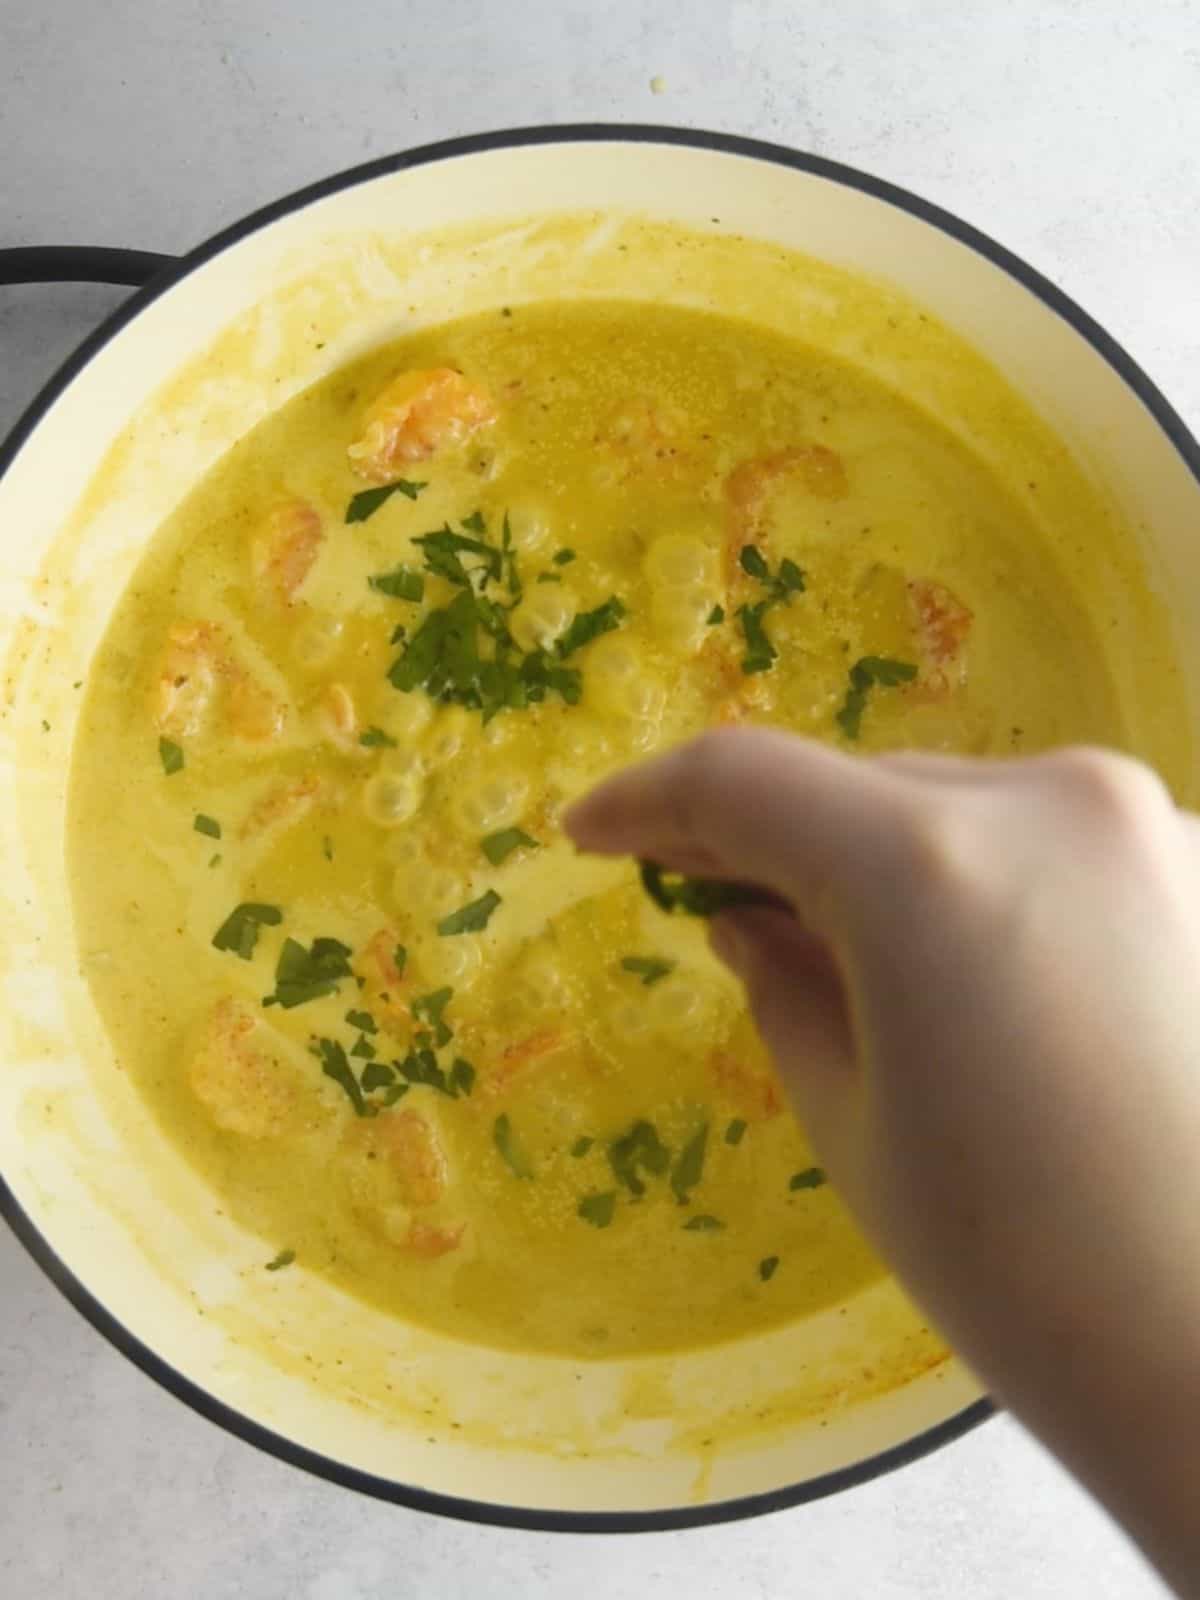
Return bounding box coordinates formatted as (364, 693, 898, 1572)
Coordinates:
(567, 729, 1200, 1595)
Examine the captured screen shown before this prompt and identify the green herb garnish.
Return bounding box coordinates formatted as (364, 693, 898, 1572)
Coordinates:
(570, 1136, 594, 1158)
(265, 1249, 295, 1271)
(350, 1035, 376, 1059)
(789, 1166, 828, 1191)
(557, 596, 626, 659)
(193, 813, 221, 839)
(211, 902, 283, 961)
(759, 1255, 780, 1282)
(494, 1113, 534, 1179)
(725, 1118, 748, 1147)
(437, 889, 501, 936)
(360, 1060, 398, 1093)
(639, 861, 771, 918)
(322, 836, 334, 862)
(158, 737, 184, 775)
(836, 656, 918, 740)
(359, 725, 397, 748)
(683, 1215, 724, 1232)
(536, 572, 563, 584)
(346, 1009, 376, 1034)
(393, 943, 408, 978)
(578, 1191, 616, 1228)
(345, 479, 427, 523)
(734, 545, 806, 675)
(449, 1058, 476, 1097)
(264, 935, 353, 1009)
(736, 600, 778, 675)
(411, 987, 453, 1047)
(608, 1120, 670, 1198)
(368, 564, 425, 602)
(706, 604, 725, 625)
(481, 827, 538, 867)
(314, 1037, 369, 1116)
(620, 955, 675, 987)
(553, 548, 576, 566)
(398, 1048, 454, 1095)
(413, 517, 504, 587)
(670, 1123, 709, 1205)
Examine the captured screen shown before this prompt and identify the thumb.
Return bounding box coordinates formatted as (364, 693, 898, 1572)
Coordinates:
(710, 905, 856, 1131)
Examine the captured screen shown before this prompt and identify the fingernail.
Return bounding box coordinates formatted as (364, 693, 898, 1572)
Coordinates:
(709, 915, 748, 976)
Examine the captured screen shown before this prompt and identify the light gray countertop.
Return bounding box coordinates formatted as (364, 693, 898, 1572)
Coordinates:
(2, 3, 1196, 1594)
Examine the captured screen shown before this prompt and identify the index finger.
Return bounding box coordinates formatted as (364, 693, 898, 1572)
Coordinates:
(563, 727, 917, 917)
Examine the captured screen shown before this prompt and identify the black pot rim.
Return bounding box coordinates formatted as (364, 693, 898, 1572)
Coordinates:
(5, 121, 1196, 1534)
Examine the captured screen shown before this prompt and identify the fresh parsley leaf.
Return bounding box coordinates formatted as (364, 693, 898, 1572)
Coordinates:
(449, 1058, 476, 1097)
(670, 1123, 709, 1205)
(481, 827, 538, 867)
(411, 987, 453, 1047)
(725, 1118, 748, 1147)
(437, 889, 501, 936)
(736, 599, 777, 675)
(345, 1008, 377, 1034)
(263, 936, 353, 1009)
(778, 556, 805, 594)
(193, 813, 221, 839)
(265, 1248, 295, 1271)
(360, 1060, 397, 1092)
(461, 510, 487, 534)
(211, 902, 282, 961)
(571, 1136, 594, 1158)
(368, 565, 425, 602)
(350, 1035, 376, 1059)
(759, 1255, 780, 1282)
(314, 1037, 369, 1116)
(359, 725, 397, 748)
(739, 545, 771, 581)
(557, 596, 626, 659)
(608, 1120, 670, 1198)
(494, 1113, 534, 1179)
(836, 656, 918, 739)
(640, 861, 772, 918)
(345, 479, 427, 523)
(158, 737, 184, 775)
(578, 1191, 616, 1228)
(620, 955, 675, 987)
(413, 519, 503, 587)
(553, 548, 576, 566)
(398, 1047, 454, 1096)
(393, 944, 408, 978)
(706, 604, 725, 625)
(502, 511, 522, 602)
(683, 1215, 724, 1232)
(734, 547, 806, 674)
(789, 1166, 828, 1191)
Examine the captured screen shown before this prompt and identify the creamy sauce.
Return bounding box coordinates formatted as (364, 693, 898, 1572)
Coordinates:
(69, 297, 1140, 1359)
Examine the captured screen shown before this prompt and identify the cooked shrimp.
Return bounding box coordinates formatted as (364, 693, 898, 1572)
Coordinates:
(348, 368, 496, 482)
(346, 1105, 449, 1208)
(189, 997, 306, 1138)
(354, 927, 410, 1034)
(594, 396, 693, 483)
(153, 621, 286, 744)
(908, 578, 972, 695)
(240, 771, 323, 839)
(482, 1028, 568, 1098)
(405, 1219, 465, 1258)
(724, 444, 848, 583)
(251, 500, 323, 606)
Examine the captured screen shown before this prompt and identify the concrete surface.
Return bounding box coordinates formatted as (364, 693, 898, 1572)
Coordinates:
(2, 2, 1197, 1595)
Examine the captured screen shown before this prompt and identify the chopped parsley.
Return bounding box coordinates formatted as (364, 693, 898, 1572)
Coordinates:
(494, 1113, 534, 1179)
(557, 596, 626, 659)
(570, 1136, 594, 1158)
(737, 600, 778, 675)
(368, 565, 425, 602)
(265, 1249, 295, 1271)
(263, 936, 353, 1009)
(608, 1120, 670, 1198)
(359, 725, 397, 748)
(193, 813, 221, 839)
(706, 604, 725, 625)
(481, 827, 538, 867)
(789, 1166, 828, 1191)
(345, 1008, 377, 1034)
(314, 1037, 369, 1116)
(640, 861, 771, 918)
(398, 1048, 456, 1096)
(725, 1118, 748, 1147)
(553, 548, 576, 566)
(735, 545, 805, 675)
(350, 1035, 376, 1059)
(393, 943, 408, 978)
(670, 1123, 709, 1205)
(759, 1255, 780, 1282)
(413, 518, 504, 587)
(360, 1060, 398, 1093)
(345, 479, 427, 523)
(620, 955, 675, 987)
(211, 902, 282, 961)
(578, 1191, 616, 1228)
(836, 656, 918, 739)
(683, 1215, 724, 1232)
(158, 737, 184, 775)
(437, 889, 501, 936)
(411, 987, 453, 1047)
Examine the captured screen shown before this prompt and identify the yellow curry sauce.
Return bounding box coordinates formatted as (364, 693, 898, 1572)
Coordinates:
(69, 299, 1127, 1358)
